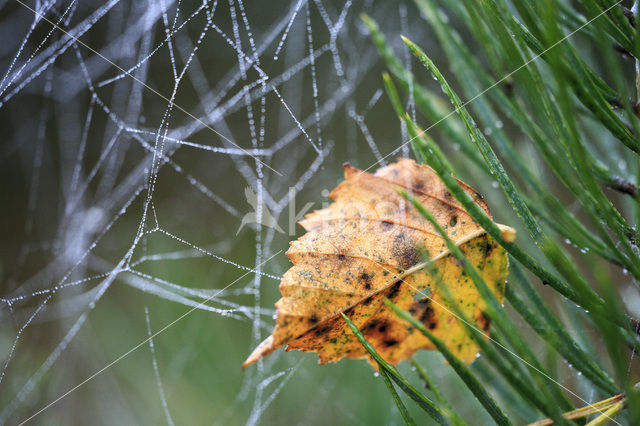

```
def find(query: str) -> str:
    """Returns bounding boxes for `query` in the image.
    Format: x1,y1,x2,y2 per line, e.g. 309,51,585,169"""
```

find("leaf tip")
498,224,516,243
242,335,275,369
400,35,418,52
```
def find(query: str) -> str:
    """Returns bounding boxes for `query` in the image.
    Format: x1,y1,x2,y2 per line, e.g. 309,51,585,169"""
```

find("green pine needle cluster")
351,1,640,424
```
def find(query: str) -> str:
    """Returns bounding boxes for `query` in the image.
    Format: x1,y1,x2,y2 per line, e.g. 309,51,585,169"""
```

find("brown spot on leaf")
359,272,373,290
478,311,490,332
416,299,438,330
392,233,420,269
362,319,380,331
313,325,331,336
484,242,493,256
387,281,402,300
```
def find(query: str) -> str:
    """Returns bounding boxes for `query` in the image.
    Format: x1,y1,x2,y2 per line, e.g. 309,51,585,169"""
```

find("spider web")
0,0,430,424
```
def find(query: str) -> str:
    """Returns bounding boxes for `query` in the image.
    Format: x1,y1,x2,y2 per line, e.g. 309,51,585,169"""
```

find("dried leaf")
243,158,513,368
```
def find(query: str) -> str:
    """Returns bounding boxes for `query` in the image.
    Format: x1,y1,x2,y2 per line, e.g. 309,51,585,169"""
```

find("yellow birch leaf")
243,158,513,368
